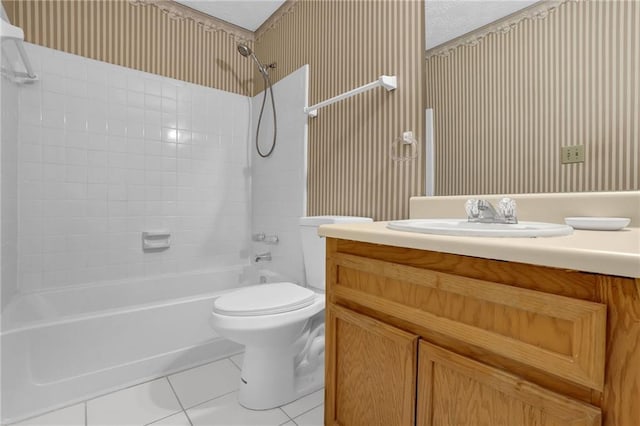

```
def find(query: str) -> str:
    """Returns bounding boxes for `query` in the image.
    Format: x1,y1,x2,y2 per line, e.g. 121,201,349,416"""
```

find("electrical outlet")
561,145,585,164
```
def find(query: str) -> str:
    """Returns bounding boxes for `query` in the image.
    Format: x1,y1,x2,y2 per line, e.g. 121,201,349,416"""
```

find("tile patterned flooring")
10,353,324,426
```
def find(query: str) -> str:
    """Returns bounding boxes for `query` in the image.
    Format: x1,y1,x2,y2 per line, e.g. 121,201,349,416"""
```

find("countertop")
318,221,640,278
318,191,640,278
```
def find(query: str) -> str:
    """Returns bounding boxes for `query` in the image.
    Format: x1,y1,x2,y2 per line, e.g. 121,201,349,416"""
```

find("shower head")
237,43,252,58
236,43,272,77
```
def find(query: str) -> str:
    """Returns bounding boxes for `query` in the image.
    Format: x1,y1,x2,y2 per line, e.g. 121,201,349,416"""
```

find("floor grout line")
8,351,324,426
4,401,86,426
181,389,239,412
143,409,187,426
278,407,294,423
290,402,324,424
6,356,234,426
182,409,194,426
165,376,186,412
164,376,193,426
83,373,176,406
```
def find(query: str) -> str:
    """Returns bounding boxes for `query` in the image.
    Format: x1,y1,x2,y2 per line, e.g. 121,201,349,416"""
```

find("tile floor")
10,353,324,426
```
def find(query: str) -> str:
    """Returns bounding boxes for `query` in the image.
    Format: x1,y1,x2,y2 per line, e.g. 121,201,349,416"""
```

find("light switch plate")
561,145,585,164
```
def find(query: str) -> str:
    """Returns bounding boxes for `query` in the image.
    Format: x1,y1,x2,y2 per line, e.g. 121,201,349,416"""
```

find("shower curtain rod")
304,75,397,118
1,16,38,81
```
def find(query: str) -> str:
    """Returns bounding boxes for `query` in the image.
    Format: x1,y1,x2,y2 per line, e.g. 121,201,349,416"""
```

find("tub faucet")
465,198,518,224
254,252,272,262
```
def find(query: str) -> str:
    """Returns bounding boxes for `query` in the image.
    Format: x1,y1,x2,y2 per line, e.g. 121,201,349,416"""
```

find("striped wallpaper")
426,0,640,196
255,0,426,220
2,0,254,96
6,0,632,217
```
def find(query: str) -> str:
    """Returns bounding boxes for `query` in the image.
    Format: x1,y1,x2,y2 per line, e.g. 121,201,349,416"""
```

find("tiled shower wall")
15,43,251,293
1,70,19,307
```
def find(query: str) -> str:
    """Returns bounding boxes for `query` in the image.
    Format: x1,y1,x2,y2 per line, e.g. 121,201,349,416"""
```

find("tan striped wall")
255,0,426,220
2,0,254,96
10,0,630,216
426,0,640,196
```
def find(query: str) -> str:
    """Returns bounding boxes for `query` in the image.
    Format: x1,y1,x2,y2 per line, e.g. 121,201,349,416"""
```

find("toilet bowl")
209,216,372,410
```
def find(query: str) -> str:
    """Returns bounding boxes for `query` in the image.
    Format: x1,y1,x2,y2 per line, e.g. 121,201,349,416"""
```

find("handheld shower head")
235,43,278,158
237,43,252,58
236,43,271,77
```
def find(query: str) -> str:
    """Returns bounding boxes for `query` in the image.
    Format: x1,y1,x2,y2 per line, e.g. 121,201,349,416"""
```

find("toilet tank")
299,216,373,292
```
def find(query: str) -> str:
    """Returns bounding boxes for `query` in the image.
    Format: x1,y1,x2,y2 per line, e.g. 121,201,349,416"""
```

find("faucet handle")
498,198,518,223
263,235,279,244
465,199,480,219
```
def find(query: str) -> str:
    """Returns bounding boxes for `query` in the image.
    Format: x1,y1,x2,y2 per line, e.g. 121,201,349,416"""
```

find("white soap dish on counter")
564,217,630,231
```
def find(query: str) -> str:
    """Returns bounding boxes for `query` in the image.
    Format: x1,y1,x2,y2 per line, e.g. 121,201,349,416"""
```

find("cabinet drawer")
329,252,607,390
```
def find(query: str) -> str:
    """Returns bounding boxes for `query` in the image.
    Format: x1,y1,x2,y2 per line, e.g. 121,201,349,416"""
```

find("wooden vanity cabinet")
326,304,600,426
325,238,640,426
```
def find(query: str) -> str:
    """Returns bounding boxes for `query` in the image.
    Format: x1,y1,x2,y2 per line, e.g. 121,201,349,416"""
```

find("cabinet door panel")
417,342,601,426
326,304,418,426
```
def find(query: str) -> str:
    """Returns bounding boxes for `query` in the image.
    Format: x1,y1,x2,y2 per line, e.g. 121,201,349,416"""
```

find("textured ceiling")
176,0,538,48
174,0,286,31
425,0,538,49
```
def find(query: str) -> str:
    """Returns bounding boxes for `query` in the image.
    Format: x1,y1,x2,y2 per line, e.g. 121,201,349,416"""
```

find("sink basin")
387,219,574,238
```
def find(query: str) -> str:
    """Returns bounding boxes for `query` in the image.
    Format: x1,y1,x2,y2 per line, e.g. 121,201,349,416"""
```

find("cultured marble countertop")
319,192,640,278
318,221,640,278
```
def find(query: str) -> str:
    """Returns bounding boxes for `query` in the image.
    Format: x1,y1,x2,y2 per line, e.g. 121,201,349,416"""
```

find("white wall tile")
87,82,108,102
41,108,64,129
145,79,162,96
65,79,87,98
12,44,251,292
107,70,127,89
2,75,20,306
86,61,108,84
64,56,88,81
20,144,42,163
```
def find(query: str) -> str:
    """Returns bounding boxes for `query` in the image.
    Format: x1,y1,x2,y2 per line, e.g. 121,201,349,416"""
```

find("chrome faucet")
465,198,518,224
254,252,272,262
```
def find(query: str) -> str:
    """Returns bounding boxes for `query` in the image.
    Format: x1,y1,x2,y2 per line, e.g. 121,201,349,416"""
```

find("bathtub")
0,267,253,424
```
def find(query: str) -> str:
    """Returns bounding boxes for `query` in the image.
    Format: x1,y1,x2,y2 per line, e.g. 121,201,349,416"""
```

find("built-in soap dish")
564,217,630,231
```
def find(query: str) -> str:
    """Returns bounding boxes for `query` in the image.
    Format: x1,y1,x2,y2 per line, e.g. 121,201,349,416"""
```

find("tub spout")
254,252,272,262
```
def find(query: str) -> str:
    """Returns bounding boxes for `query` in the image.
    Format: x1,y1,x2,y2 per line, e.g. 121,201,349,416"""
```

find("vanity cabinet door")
325,304,418,426
417,341,602,426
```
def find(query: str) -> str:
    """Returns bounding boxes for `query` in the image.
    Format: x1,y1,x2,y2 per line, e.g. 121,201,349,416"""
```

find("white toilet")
209,216,372,410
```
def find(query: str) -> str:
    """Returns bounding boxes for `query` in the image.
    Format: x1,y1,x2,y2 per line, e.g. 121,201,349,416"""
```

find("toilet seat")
213,282,316,316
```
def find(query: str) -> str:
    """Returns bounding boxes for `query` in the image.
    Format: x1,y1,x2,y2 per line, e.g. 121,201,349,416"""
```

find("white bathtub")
0,267,252,424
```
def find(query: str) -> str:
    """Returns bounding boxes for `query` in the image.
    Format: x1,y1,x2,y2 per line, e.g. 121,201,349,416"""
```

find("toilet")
209,216,373,410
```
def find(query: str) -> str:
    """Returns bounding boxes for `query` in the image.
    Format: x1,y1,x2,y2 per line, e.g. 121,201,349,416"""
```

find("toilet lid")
213,282,317,316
